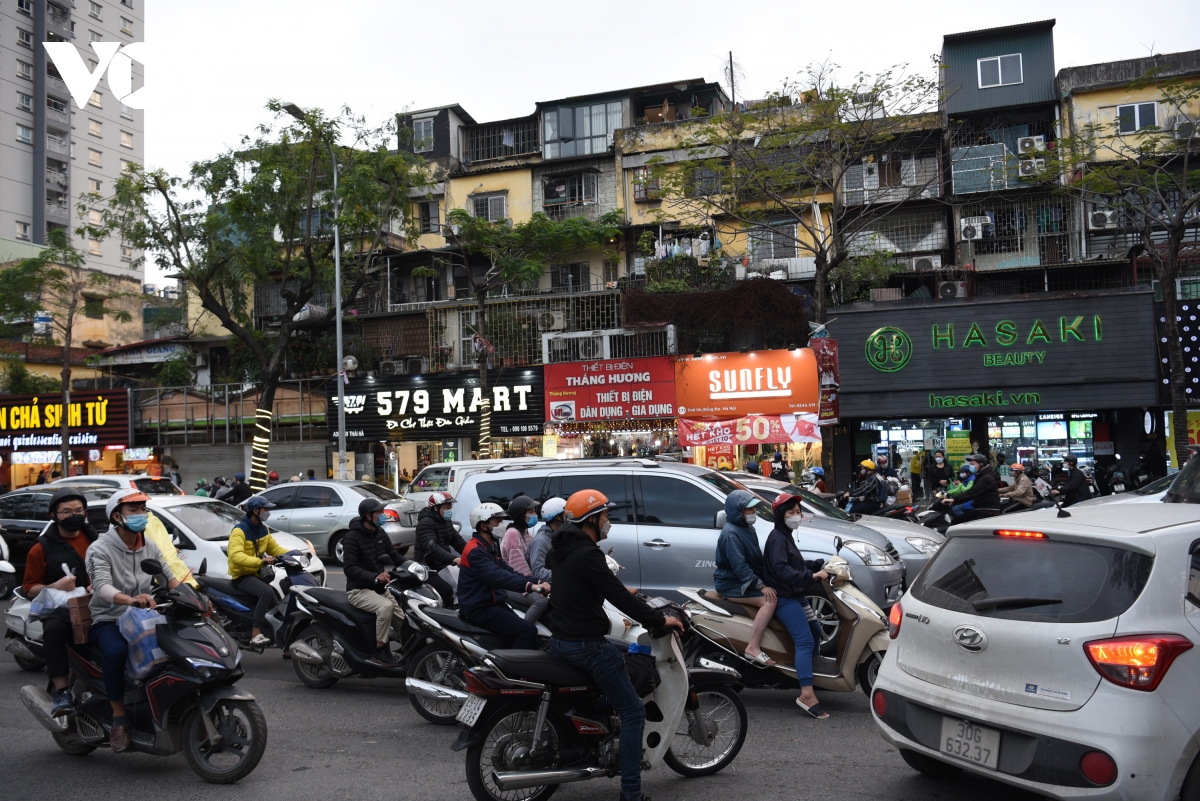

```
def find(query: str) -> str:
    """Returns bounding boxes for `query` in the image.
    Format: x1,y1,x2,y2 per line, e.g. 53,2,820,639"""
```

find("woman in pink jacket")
498,495,548,625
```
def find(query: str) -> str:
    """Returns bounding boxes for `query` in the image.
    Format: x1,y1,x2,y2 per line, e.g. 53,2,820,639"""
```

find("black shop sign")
327,369,545,441
828,293,1159,417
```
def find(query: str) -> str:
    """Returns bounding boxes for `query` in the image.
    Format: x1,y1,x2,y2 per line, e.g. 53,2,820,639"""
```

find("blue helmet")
811,467,825,476
245,496,275,512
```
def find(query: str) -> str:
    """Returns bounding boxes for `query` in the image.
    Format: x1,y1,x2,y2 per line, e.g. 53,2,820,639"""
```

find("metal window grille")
749,225,798,259
253,280,333,319
847,208,950,256
465,118,539,164
131,380,330,446
950,118,1056,195
958,196,1077,270
472,195,507,222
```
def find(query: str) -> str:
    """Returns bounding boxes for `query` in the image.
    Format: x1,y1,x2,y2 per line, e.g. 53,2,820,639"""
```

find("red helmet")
268,471,279,479
771,492,803,516
427,491,455,507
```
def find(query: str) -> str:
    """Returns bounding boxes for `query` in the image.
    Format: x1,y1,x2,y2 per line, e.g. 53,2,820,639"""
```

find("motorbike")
452,597,747,801
199,549,320,652
4,587,46,671
678,543,889,697
0,533,16,600
20,558,267,783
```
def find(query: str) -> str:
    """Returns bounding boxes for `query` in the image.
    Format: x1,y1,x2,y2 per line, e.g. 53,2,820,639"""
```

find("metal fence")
131,379,331,447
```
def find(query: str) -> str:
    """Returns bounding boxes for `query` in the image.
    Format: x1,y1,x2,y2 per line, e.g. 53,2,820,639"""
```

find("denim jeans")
462,603,540,649
775,596,822,686
90,621,129,703
549,638,644,799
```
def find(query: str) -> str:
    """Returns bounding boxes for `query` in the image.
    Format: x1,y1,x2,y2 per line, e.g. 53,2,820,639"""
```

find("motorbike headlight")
842,540,894,566
409,563,429,581
904,536,941,555
185,657,226,679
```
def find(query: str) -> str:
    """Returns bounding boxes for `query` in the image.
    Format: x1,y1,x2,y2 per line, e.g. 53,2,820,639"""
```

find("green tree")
436,209,621,456
1048,71,1200,461
155,352,196,387
93,103,427,488
0,360,62,394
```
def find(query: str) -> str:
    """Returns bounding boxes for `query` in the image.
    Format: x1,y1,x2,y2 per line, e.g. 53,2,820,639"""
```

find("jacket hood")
238,514,268,541
547,523,594,568
348,517,374,536
98,525,149,554
724,489,756,523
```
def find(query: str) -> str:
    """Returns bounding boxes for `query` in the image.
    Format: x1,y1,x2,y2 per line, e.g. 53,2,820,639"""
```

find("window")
977,54,1023,88
0,491,30,519
556,473,631,522
15,222,30,241
296,485,342,508
120,103,133,118
28,492,53,521
89,148,102,166
350,482,400,500
550,262,590,291
120,130,133,148
259,486,296,509
89,91,103,108
475,478,547,511
16,125,33,145
603,260,619,284
121,0,133,6
638,475,723,528
542,100,623,159
414,273,441,303
88,240,102,255
1117,103,1157,135
17,0,32,15
18,61,33,80
17,28,33,48
89,119,103,136
690,167,721,196
472,194,507,222
88,178,102,193
417,200,439,233
48,96,68,114
413,118,433,152
544,173,596,206
750,224,798,260
84,297,104,319
17,93,32,113
120,16,133,34
121,158,137,172
632,166,661,201
121,244,133,261
89,30,102,42
89,1,102,18
88,209,102,225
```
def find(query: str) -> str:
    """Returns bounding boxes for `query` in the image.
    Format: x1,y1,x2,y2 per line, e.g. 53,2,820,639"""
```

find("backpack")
624,650,660,698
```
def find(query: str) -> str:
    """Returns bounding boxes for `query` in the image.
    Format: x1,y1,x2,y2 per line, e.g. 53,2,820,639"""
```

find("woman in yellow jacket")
227,497,289,646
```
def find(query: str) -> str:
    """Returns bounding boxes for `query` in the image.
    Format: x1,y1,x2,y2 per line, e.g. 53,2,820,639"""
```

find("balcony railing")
46,202,69,221
46,106,70,126
46,171,68,188
46,138,69,156
464,118,540,164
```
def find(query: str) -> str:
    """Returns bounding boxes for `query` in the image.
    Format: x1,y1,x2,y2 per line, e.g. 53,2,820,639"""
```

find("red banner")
703,443,736,470
678,413,821,446
544,356,676,423
810,337,840,426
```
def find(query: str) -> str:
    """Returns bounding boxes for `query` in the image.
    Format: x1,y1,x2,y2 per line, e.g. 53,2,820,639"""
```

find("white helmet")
469,502,505,531
541,496,567,522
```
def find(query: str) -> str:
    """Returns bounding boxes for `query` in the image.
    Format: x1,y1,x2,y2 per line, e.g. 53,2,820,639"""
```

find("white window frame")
89,1,102,19
120,16,133,34
17,61,33,80
17,0,32,16
17,28,33,48
1117,102,1157,135
89,30,102,42
472,193,507,222
17,124,33,145
88,178,102,193
121,244,133,262
88,148,103,166
17,92,33,113
413,118,434,153
88,119,103,137
120,103,133,119
120,130,133,148
88,239,102,256
16,222,31,241
977,53,1023,89
89,90,103,108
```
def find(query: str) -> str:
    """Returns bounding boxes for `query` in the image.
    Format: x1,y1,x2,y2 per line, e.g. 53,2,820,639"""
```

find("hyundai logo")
953,625,987,652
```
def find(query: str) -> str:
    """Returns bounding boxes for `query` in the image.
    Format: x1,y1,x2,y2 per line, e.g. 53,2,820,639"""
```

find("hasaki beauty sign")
544,357,676,422
674,349,819,420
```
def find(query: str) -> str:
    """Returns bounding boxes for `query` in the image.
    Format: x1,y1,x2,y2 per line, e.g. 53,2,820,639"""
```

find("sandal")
796,698,830,719
745,651,777,667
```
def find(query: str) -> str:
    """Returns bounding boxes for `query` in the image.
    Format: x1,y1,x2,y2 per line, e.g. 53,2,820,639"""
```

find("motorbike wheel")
291,627,338,689
465,709,561,801
0,571,14,600
52,731,96,756
899,747,963,778
664,685,747,777
181,699,268,784
857,651,883,696
408,643,468,726
13,647,44,672
807,593,840,657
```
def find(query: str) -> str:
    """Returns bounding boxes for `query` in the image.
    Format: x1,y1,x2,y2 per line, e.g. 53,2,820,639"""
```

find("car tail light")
381,509,401,522
872,689,887,717
1084,634,1194,691
1079,750,1117,786
994,529,1046,538
463,670,497,697
888,601,902,639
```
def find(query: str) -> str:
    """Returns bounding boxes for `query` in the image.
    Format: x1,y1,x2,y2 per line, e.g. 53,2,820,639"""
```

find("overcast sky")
139,0,1199,280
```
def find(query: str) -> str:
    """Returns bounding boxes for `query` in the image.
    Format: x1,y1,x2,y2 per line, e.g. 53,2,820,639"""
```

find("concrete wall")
446,168,534,224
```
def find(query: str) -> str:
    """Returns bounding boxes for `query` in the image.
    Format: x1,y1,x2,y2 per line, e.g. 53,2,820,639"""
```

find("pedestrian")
266,471,281,487
926,450,953,495
289,475,302,483
169,463,182,487
195,478,209,497
307,469,316,480
908,449,923,498
226,472,254,506
745,456,760,475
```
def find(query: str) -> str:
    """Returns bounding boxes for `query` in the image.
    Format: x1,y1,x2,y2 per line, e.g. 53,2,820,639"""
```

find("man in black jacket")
343,498,404,663
414,491,466,607
226,471,254,506
948,453,1001,525
547,489,682,801
1052,455,1091,507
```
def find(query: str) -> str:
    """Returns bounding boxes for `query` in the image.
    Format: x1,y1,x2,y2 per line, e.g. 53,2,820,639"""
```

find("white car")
52,474,183,495
1074,473,1174,507
871,502,1200,800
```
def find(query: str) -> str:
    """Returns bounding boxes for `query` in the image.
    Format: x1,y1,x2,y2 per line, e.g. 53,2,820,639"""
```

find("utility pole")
729,51,736,107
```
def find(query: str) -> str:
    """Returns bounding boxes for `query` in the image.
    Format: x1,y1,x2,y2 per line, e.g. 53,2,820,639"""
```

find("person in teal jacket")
713,489,777,666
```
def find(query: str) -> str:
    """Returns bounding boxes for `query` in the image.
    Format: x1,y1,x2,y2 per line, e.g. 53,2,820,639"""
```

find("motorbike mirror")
452,520,462,533
713,510,726,529
834,536,843,553
140,559,165,576
197,558,207,577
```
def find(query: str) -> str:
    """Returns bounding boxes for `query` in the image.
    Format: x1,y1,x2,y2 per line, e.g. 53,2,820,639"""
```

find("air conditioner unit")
578,337,603,359
1018,158,1045,178
911,254,943,271
405,356,427,375
538,310,566,331
960,216,989,240
1090,208,1119,230
939,280,968,300
445,286,456,299
380,360,400,377
1016,135,1045,155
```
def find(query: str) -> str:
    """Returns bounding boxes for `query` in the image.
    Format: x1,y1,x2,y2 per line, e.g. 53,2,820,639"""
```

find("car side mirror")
140,559,164,576
834,536,843,554
197,558,207,577
713,510,726,529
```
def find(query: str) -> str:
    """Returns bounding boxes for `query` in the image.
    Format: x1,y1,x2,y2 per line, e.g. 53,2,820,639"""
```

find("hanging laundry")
502,129,515,148
699,239,710,256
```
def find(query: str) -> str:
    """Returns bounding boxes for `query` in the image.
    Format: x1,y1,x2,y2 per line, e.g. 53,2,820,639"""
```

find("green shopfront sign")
865,327,912,372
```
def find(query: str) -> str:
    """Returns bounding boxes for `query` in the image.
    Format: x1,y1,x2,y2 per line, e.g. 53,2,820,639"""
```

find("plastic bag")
118,606,168,680
29,585,89,621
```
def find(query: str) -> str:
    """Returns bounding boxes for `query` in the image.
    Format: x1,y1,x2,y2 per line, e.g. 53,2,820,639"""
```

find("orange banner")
674,349,819,420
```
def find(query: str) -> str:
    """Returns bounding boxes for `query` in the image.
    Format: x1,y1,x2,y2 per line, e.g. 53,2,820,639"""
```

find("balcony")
46,202,69,222
949,120,1056,195
46,170,69,189
46,106,71,126
46,137,69,156
738,257,816,280
464,117,539,165
47,75,69,96
47,8,71,38
843,154,941,207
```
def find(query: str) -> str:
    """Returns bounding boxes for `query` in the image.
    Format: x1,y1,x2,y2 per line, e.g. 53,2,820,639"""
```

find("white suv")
871,503,1200,800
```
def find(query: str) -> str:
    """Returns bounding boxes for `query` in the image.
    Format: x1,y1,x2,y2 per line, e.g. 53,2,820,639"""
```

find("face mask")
526,514,538,527
967,463,978,474
785,514,803,530
122,513,148,532
257,510,271,522
375,513,389,525
959,472,970,481
59,514,86,532
442,509,452,521
597,519,611,540
935,457,944,464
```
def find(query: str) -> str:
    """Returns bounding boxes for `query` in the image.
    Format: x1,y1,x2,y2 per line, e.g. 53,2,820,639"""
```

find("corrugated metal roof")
944,19,1055,42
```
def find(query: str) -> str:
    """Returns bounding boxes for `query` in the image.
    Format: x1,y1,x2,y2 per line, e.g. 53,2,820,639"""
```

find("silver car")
252,480,409,564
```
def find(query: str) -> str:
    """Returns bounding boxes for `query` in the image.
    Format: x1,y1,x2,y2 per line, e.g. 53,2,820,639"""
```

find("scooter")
0,534,16,600
4,588,45,671
199,550,320,652
20,559,268,783
678,542,889,698
452,598,746,801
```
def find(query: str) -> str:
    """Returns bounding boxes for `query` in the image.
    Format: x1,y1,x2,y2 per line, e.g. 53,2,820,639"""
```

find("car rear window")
911,535,1152,623
134,478,183,495
164,501,246,541
350,483,400,501
475,478,545,510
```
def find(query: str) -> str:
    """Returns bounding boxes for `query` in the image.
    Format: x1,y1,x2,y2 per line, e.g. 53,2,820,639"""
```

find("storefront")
542,356,680,460
329,368,545,488
0,391,132,489
827,292,1159,490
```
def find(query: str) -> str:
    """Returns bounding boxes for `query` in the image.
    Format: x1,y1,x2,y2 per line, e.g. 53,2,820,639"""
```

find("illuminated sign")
0,392,129,452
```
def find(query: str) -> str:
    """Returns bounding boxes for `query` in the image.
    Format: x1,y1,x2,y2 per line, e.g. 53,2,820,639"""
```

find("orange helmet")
564,489,617,523
1010,463,1025,471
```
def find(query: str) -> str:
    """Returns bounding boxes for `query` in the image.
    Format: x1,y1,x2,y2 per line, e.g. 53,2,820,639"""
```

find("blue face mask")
526,514,538,527
967,463,978,474
442,509,452,521
122,513,148,532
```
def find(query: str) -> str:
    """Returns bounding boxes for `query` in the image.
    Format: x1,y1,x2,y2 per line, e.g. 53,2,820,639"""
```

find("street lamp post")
283,102,347,480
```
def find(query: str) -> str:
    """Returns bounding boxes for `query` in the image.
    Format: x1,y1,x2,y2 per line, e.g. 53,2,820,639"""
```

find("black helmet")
508,495,540,524
1063,454,1078,465
358,497,387,519
965,453,988,465
49,487,88,515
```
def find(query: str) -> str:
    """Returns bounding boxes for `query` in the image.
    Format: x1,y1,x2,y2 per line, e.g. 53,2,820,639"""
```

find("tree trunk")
250,373,279,491
476,290,491,459
1160,249,1192,465
812,259,831,325
59,307,73,477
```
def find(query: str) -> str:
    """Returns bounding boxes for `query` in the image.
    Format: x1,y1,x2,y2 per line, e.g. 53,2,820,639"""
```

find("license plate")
939,717,1000,769
1113,484,1125,492
456,694,487,727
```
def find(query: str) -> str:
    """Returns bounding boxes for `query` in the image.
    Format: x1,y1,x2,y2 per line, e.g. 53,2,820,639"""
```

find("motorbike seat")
423,607,495,638
486,649,594,687
699,590,791,635
303,587,378,627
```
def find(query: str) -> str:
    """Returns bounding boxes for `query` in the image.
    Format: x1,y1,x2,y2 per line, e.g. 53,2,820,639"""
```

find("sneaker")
249,634,271,647
50,688,73,718
373,646,400,665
